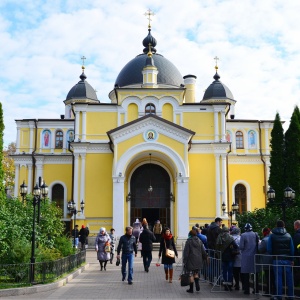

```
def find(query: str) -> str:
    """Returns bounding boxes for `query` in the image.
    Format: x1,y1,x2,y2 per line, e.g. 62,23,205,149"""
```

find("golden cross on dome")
214,56,219,70
144,9,155,29
81,56,86,66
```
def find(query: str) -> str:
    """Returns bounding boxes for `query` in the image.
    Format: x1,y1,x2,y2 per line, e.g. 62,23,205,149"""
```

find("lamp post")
20,180,28,203
68,200,85,248
28,183,41,284
37,181,49,224
222,202,239,226
267,186,295,222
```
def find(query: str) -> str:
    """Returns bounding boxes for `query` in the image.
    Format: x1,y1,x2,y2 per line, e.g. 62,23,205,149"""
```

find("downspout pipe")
258,121,267,205
226,143,232,210
68,103,76,202
31,119,38,191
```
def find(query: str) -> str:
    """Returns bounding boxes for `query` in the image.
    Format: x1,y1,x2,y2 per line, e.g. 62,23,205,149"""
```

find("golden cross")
144,9,155,28
214,56,219,67
81,56,86,66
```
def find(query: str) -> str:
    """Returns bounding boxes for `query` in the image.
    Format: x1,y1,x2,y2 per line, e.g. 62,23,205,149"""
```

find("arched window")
235,184,247,213
52,184,64,211
236,131,244,149
55,130,63,149
145,103,156,115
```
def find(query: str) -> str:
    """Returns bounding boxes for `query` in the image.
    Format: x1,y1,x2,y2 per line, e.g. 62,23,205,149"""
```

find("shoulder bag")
180,267,190,286
164,239,175,258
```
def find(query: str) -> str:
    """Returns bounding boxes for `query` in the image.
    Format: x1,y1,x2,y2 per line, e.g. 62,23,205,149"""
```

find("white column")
29,125,34,153
221,111,226,141
82,111,86,142
221,155,227,206
80,154,86,217
73,153,79,207
36,163,43,185
27,165,32,194
214,111,219,142
16,127,20,153
75,111,80,142
215,154,221,217
14,163,20,197
265,127,270,155
176,177,189,243
113,176,125,236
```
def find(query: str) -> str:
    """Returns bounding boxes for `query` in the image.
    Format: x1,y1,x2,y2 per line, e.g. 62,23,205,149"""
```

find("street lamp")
170,192,175,202
20,180,28,203
37,181,49,224
222,202,239,226
267,186,295,222
68,199,85,248
28,183,41,284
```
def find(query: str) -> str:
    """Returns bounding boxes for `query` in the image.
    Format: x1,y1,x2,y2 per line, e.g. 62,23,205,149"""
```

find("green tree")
0,103,5,201
3,142,16,190
285,106,300,205
268,113,285,204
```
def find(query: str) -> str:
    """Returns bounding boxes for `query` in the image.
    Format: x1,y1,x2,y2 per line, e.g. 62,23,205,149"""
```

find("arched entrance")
130,163,171,230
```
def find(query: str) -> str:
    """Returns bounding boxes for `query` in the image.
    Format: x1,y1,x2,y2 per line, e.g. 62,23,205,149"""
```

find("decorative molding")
109,118,193,145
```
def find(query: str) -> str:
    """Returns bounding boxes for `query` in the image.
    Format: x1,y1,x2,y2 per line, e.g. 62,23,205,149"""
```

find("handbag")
166,248,175,258
105,242,111,253
164,240,175,258
180,271,190,286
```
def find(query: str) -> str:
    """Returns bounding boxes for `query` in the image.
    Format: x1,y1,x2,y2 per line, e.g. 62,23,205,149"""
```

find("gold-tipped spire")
144,9,155,29
214,56,219,71
81,55,86,71
147,43,152,57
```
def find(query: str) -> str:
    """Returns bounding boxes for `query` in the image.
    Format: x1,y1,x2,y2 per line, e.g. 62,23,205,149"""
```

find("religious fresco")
66,130,74,146
225,130,232,142
248,130,256,148
42,130,51,148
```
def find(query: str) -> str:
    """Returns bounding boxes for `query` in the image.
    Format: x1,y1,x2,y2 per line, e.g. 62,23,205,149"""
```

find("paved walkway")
2,250,259,300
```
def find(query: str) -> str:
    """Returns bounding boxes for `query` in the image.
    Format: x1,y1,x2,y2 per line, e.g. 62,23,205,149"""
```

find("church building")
12,15,273,242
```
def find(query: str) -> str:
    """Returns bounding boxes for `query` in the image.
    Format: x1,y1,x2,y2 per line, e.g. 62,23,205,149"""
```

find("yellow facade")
12,25,274,242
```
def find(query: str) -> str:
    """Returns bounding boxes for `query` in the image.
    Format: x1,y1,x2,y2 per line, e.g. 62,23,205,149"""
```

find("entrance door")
130,163,171,230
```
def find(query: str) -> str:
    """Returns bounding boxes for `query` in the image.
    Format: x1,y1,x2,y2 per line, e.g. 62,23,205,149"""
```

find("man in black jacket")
139,224,156,272
117,226,137,285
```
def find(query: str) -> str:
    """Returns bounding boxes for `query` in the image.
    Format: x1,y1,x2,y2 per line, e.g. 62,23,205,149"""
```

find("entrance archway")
130,163,171,230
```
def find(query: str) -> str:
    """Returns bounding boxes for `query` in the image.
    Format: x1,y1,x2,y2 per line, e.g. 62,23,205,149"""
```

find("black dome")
66,72,98,101
115,53,183,88
202,72,234,101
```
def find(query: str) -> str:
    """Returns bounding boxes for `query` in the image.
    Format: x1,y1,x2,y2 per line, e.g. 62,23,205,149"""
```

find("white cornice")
228,155,267,164
109,118,193,145
189,143,230,154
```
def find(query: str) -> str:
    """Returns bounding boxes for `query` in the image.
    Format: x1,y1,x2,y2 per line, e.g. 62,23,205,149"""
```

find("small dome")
202,72,234,101
142,29,157,54
66,71,98,101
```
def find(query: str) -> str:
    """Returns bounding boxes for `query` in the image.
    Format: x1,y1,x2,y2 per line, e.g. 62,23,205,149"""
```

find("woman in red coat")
159,228,178,283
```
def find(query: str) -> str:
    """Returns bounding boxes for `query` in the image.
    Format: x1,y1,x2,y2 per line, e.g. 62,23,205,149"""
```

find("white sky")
1,0,300,146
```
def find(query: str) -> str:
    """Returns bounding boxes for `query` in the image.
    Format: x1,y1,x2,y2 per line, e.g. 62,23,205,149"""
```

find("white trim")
114,142,187,178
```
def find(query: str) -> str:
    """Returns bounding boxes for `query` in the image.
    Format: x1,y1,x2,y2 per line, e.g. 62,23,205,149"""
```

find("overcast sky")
1,0,299,146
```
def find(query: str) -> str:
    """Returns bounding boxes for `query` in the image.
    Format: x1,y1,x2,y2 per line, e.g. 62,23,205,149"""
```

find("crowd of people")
92,217,300,299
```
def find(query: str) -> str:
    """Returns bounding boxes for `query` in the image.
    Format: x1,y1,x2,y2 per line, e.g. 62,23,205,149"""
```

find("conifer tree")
285,106,300,203
268,113,285,203
0,103,5,200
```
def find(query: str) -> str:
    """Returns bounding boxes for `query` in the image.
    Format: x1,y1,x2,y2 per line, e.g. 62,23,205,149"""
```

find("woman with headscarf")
216,226,238,291
231,227,241,290
79,225,89,250
95,227,111,271
239,223,260,294
183,227,208,293
159,227,178,283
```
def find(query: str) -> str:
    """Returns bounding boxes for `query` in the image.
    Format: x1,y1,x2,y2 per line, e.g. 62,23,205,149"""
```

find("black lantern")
20,180,28,203
222,202,239,226
267,186,295,222
68,199,85,248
